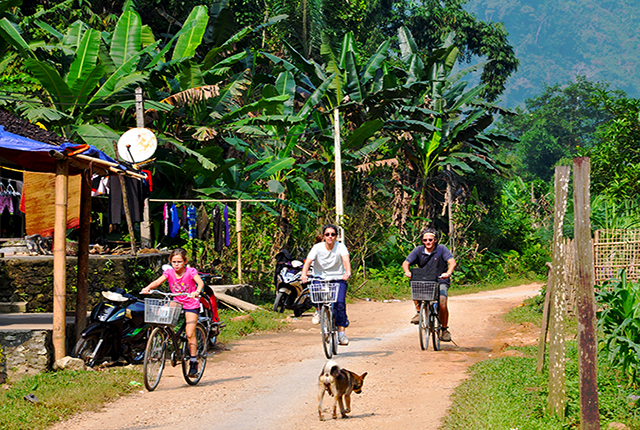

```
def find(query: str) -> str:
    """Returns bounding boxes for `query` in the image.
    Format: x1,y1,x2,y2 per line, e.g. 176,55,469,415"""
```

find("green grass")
217,308,289,342
441,297,640,429
0,367,142,430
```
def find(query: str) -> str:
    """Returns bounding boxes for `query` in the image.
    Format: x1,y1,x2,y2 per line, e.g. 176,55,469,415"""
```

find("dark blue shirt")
404,244,454,284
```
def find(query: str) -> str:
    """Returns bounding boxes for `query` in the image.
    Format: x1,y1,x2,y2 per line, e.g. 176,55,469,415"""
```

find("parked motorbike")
73,288,149,367
273,249,312,317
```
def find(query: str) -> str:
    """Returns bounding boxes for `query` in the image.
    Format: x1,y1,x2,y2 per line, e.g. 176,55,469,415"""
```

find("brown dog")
318,360,367,421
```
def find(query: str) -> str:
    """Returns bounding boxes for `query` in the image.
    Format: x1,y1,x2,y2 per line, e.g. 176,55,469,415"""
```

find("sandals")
440,327,452,342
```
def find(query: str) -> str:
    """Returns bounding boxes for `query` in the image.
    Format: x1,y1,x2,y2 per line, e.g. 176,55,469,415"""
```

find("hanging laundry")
169,203,180,237
187,204,197,239
163,203,169,236
224,203,230,247
91,175,109,196
108,175,144,224
212,204,223,253
196,204,211,240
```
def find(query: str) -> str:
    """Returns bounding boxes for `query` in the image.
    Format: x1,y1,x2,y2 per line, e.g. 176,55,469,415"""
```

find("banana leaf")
172,5,209,61
110,10,141,68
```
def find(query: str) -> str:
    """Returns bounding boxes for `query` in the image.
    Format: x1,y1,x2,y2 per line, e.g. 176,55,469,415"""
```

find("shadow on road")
338,349,394,358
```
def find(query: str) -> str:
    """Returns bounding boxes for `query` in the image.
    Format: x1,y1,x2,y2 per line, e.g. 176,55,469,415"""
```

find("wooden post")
136,87,152,249
53,159,69,361
236,200,242,283
75,171,92,340
548,165,571,418
573,157,600,430
536,278,552,373
118,174,137,255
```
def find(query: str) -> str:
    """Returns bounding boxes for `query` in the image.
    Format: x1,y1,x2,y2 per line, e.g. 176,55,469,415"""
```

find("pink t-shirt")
163,267,200,310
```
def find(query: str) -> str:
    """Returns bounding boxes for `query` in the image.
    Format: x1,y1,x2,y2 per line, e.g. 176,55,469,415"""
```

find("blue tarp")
0,126,128,173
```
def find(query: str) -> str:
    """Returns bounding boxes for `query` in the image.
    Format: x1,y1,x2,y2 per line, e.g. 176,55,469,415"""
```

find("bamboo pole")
52,159,69,361
548,165,571,418
75,171,92,340
573,157,600,430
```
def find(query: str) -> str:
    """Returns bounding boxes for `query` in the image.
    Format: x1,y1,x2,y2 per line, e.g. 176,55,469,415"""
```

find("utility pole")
333,107,344,242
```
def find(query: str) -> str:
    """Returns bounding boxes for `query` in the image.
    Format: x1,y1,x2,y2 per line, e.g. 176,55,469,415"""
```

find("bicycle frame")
142,291,209,391
309,279,340,359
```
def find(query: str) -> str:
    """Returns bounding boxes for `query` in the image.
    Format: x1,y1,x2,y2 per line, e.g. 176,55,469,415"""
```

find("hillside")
465,0,640,106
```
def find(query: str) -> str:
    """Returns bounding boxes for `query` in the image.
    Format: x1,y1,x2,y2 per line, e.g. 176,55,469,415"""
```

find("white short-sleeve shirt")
307,241,349,280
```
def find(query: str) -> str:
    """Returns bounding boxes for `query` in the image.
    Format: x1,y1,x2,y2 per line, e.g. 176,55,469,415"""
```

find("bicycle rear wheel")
320,306,333,359
182,323,208,385
418,302,429,350
430,303,441,351
143,327,167,391
331,307,338,355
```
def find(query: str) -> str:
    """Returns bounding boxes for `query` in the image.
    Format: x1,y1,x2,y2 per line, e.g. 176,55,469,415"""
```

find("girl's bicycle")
142,291,210,391
410,280,441,351
309,279,340,359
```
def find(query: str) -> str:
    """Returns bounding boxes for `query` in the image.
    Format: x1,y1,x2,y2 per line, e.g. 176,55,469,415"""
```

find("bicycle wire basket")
410,281,439,301
309,281,340,304
144,298,182,326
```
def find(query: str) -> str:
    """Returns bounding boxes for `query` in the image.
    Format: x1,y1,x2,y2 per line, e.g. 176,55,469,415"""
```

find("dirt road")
52,283,542,430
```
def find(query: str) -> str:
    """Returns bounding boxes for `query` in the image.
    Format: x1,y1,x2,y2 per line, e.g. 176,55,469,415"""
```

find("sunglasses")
422,238,434,242
324,232,337,237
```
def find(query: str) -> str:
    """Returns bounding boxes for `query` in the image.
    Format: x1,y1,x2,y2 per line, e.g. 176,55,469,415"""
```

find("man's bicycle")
142,291,210,391
410,280,441,351
309,279,340,359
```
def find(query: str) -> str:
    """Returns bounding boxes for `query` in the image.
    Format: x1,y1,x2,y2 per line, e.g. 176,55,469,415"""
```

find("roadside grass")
0,367,142,430
441,300,640,429
217,308,289,343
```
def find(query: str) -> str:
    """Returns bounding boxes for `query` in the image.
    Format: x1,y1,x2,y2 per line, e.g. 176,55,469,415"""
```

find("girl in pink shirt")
142,248,204,376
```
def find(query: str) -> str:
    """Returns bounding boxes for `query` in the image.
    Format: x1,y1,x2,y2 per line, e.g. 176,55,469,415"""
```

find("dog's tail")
320,360,340,384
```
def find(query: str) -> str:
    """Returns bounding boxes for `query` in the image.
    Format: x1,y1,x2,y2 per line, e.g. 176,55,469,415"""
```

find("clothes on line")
108,175,148,225
162,202,230,251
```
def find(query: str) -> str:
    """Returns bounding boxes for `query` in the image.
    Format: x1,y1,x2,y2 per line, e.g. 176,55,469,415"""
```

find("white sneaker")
338,333,349,346
311,311,320,324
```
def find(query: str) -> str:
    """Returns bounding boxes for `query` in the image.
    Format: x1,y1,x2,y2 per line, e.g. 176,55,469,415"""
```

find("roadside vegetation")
442,282,640,429
0,367,141,430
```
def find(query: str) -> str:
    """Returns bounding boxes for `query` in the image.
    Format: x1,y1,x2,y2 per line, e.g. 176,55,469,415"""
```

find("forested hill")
465,0,640,107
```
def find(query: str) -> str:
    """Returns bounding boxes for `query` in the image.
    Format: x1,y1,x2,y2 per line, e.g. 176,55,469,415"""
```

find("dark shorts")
439,283,449,297
183,308,200,315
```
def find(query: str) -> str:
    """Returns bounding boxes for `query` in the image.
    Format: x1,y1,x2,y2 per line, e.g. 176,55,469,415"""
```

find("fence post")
547,166,571,417
573,157,600,430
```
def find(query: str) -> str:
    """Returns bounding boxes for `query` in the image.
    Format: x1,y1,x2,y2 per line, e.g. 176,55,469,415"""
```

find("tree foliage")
495,77,622,181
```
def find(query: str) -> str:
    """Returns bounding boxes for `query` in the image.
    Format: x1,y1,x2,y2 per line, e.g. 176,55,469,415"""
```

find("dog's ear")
361,372,368,380
330,365,341,378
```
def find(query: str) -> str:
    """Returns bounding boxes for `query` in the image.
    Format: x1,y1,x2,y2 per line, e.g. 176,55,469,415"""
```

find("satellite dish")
117,128,157,163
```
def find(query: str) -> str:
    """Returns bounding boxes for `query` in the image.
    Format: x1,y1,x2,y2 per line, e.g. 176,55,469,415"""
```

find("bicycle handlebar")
146,290,195,298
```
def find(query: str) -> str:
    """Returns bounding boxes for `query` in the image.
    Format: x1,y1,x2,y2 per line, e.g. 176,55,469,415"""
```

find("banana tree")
2,6,211,157
394,27,511,218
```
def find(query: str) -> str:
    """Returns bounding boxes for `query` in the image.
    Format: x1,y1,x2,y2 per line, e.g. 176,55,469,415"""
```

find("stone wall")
0,253,168,312
0,325,75,383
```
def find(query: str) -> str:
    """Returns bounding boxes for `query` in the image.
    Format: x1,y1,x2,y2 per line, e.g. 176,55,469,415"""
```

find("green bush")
596,272,640,386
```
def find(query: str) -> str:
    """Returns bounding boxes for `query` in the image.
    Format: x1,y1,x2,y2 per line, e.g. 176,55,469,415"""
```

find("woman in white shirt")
301,224,352,345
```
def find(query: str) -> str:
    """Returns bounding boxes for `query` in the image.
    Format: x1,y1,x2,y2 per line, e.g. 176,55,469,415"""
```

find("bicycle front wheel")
430,303,441,351
182,323,208,385
144,327,167,391
418,302,429,351
320,306,333,359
